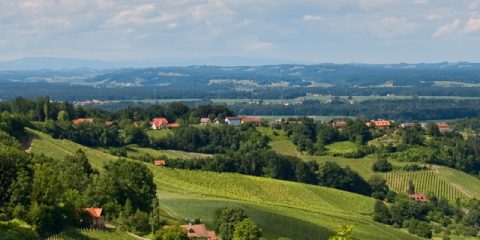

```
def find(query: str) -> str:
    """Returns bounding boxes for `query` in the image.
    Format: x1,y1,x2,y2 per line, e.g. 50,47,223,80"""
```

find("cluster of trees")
156,124,269,154
0,120,159,237
281,117,371,155
373,194,480,239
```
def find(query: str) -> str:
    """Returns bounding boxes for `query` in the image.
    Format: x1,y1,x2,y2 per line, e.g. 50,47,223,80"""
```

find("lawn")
325,141,359,154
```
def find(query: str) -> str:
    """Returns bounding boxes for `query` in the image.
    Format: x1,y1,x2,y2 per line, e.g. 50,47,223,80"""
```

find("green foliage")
0,145,30,210
371,157,393,172
390,198,431,225
89,160,156,215
0,219,39,240
215,207,247,240
372,200,391,224
154,225,188,240
368,176,389,200
317,162,371,196
233,218,262,240
328,225,357,240
406,220,432,239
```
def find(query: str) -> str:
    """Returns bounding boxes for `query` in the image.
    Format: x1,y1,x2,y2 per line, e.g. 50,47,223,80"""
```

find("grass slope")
46,228,139,240
28,129,421,240
267,136,480,202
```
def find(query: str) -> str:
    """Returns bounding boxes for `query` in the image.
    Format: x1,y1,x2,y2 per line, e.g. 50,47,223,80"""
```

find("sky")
1,0,480,63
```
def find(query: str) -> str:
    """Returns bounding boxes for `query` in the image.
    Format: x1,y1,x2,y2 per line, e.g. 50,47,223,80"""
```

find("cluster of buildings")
82,208,217,239
329,119,451,133
150,118,180,129
199,116,262,126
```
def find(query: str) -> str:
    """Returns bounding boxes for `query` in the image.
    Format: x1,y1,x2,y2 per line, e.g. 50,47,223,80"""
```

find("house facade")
151,118,169,129
83,208,105,228
180,224,218,240
225,117,242,126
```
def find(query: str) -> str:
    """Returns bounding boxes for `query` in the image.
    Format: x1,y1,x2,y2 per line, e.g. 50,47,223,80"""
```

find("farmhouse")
409,193,428,202
72,118,95,125
83,208,105,228
180,224,217,240
153,160,166,167
436,122,451,133
329,120,347,128
374,120,391,128
151,118,169,129
225,117,242,126
241,117,261,125
200,118,212,125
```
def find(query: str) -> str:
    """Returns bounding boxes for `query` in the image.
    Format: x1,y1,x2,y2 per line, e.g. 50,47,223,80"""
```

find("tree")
371,157,392,172
317,162,371,195
407,179,416,195
407,220,432,239
43,97,50,121
154,225,188,240
233,218,262,240
372,200,391,224
368,176,389,200
57,111,69,122
0,145,30,209
215,207,247,240
328,225,357,240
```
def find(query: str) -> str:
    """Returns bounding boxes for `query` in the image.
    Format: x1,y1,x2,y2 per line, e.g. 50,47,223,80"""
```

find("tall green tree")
233,218,262,240
215,207,247,240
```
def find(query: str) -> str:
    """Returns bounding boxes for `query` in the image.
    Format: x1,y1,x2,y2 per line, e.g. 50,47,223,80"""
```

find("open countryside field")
266,134,480,201
28,129,420,240
46,228,139,240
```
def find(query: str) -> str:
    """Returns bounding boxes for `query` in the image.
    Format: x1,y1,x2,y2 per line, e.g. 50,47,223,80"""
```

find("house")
436,122,451,133
153,160,166,167
329,120,347,128
72,118,94,125
151,118,169,129
83,208,105,228
180,224,218,240
409,193,428,202
401,123,415,128
225,117,242,126
200,118,212,125
374,120,391,128
241,117,261,125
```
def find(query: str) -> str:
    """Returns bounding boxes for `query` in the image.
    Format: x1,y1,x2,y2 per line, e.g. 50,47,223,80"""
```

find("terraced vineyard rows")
380,171,465,201
151,167,375,215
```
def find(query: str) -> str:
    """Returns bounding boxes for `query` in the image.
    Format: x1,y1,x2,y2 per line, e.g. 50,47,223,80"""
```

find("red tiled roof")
409,193,428,202
374,120,391,127
436,122,449,128
84,208,103,219
72,118,94,125
333,121,347,127
200,118,211,123
151,118,169,128
153,160,166,166
180,224,217,240
242,117,261,123
167,123,180,128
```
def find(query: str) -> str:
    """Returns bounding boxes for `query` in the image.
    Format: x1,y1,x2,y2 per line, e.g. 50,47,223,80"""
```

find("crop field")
379,171,465,201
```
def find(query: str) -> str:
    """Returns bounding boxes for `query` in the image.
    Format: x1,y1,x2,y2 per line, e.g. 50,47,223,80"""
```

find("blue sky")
1,0,480,63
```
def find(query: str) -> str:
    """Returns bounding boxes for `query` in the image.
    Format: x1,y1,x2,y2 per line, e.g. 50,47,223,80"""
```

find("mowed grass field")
265,131,480,202
28,128,421,240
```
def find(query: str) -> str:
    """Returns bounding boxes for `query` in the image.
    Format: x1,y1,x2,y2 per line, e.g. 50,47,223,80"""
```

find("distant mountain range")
0,57,311,71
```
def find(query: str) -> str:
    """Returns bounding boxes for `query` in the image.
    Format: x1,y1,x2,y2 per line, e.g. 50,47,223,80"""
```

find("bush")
407,220,432,239
372,157,393,172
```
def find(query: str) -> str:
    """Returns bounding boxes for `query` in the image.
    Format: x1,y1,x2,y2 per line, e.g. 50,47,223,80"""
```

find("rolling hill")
27,129,421,240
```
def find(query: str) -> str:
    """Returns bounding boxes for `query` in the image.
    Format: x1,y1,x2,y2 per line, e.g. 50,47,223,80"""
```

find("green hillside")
268,136,480,202
46,228,139,240
27,128,421,240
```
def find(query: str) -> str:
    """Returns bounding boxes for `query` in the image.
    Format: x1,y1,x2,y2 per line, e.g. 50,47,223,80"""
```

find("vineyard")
379,171,465,201
29,128,422,240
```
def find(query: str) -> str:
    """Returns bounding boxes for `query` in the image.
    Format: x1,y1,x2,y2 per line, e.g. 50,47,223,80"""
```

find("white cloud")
370,17,418,38
463,17,480,33
103,4,173,28
303,15,323,21
426,14,443,21
470,0,480,10
167,23,179,29
245,41,275,51
433,19,461,38
413,0,429,4
192,0,236,24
